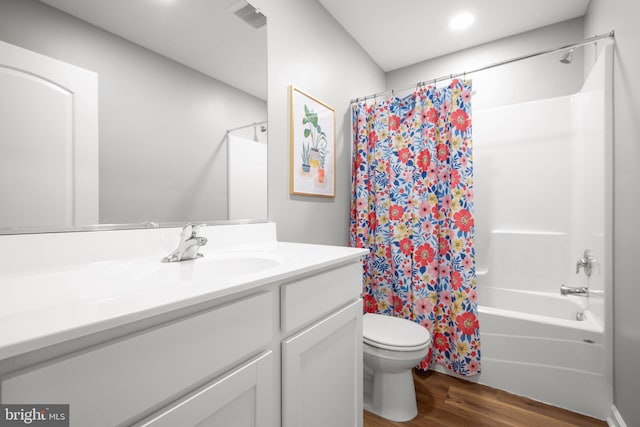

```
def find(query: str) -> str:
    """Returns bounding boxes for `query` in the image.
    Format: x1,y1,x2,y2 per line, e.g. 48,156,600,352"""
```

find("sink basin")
1,252,283,316
156,251,284,286
188,253,282,277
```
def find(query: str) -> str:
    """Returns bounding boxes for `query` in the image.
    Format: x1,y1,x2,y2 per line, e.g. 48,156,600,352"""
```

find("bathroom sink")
155,251,285,286
186,253,282,277
1,252,283,316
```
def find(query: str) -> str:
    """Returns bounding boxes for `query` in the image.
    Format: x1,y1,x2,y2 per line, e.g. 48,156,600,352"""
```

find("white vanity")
0,223,367,427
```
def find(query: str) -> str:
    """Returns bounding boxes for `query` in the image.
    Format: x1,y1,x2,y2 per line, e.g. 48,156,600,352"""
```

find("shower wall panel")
473,61,606,295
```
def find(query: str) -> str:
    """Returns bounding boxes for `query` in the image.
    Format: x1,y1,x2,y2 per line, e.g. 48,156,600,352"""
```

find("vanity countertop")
0,223,367,361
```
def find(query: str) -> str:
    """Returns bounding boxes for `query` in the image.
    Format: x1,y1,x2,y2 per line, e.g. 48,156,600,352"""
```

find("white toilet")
362,313,432,422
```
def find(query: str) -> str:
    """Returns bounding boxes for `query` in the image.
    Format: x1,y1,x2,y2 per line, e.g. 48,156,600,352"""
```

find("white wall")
584,1,640,426
387,18,585,110
251,0,386,246
0,0,267,225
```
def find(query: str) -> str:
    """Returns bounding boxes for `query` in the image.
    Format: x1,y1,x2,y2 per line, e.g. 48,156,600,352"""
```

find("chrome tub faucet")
161,223,208,263
560,285,603,297
560,285,589,297
560,249,601,299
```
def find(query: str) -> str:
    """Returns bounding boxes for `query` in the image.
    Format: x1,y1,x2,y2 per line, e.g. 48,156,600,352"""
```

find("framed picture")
289,86,336,197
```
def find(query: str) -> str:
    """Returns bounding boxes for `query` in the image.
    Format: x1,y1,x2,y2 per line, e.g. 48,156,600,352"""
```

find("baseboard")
607,405,627,427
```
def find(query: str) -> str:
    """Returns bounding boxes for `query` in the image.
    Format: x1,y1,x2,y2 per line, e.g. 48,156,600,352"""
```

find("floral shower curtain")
350,80,480,376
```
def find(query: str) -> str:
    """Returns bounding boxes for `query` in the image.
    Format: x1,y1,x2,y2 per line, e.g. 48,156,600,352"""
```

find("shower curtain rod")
226,120,267,134
350,30,615,104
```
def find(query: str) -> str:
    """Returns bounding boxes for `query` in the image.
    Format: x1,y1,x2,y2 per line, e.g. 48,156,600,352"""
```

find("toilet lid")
363,313,431,351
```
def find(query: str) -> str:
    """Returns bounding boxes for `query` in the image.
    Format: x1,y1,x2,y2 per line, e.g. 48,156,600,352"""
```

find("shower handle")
576,249,596,277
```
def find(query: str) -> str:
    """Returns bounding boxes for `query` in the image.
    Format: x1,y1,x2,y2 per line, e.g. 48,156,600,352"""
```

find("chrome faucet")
560,284,604,297
560,285,589,297
161,223,208,263
576,249,596,277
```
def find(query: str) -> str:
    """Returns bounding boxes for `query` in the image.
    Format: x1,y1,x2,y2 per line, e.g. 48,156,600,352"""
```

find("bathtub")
472,287,609,419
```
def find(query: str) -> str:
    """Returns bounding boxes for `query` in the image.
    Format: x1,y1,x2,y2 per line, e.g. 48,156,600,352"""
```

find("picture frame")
289,85,336,197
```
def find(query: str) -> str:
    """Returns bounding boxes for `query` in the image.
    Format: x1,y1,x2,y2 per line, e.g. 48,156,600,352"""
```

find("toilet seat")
363,313,431,352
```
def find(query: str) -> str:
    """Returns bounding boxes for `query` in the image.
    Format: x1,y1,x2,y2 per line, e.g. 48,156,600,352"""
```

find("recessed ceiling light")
449,12,475,31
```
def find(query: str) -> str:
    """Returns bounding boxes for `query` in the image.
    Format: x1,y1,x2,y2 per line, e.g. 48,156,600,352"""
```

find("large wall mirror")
0,0,268,233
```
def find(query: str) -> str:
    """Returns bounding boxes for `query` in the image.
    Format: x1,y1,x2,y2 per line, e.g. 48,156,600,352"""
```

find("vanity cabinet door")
282,299,362,427
135,351,273,427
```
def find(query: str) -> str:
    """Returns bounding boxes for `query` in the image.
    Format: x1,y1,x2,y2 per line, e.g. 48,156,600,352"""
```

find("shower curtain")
350,80,480,376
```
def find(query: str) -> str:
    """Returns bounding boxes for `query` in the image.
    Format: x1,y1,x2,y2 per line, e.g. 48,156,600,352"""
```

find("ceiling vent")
228,0,266,29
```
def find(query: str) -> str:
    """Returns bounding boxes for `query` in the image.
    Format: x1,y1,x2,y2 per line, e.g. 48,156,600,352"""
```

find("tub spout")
560,285,589,297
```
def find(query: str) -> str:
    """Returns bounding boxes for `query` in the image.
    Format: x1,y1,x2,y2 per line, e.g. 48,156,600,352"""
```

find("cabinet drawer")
1,292,273,427
135,351,273,427
282,262,362,334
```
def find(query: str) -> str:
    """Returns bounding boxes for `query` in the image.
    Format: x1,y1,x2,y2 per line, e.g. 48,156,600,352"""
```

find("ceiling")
318,0,590,72
37,0,590,98
39,0,267,100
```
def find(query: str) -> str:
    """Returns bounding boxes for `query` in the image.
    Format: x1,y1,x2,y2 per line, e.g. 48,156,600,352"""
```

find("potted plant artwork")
300,141,311,173
302,104,327,168
290,86,335,197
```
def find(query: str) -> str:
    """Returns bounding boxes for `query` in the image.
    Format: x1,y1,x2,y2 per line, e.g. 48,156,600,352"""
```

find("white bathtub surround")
474,46,611,298
470,45,613,419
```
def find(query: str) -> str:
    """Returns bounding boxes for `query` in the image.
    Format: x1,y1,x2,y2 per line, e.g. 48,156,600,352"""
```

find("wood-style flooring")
363,370,607,427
